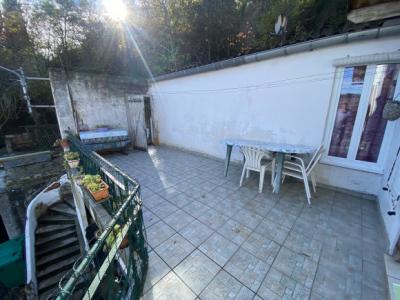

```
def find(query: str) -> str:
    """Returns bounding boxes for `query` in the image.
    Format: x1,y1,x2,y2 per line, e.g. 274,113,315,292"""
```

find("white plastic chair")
281,145,324,205
239,146,274,193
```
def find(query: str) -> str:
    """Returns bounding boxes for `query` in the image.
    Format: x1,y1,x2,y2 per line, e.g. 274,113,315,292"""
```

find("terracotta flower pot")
88,181,109,202
61,138,70,150
119,237,129,249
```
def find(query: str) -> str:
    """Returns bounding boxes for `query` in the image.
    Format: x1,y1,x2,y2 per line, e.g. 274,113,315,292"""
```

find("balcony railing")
50,133,148,299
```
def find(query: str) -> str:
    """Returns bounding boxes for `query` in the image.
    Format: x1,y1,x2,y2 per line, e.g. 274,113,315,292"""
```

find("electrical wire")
150,68,396,95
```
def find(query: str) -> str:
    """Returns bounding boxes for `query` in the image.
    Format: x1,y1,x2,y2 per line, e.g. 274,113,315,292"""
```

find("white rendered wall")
378,120,400,252
149,37,400,195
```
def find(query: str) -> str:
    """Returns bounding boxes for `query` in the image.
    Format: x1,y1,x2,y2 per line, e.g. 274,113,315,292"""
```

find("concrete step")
39,287,58,300
48,202,76,216
36,223,75,237
36,236,79,258
37,254,79,279
39,276,88,300
36,244,80,268
36,228,77,246
38,214,75,225
38,270,65,297
63,197,75,209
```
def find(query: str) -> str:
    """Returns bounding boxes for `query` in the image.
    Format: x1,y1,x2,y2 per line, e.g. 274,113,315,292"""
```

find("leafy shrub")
82,174,106,192
64,151,79,160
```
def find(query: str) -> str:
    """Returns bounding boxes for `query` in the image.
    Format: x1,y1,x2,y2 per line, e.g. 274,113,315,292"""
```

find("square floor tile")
164,209,196,231
272,247,317,289
320,240,362,274
265,208,298,229
143,209,161,227
224,248,270,292
231,208,263,230
258,267,311,300
179,219,214,247
362,260,386,292
199,232,239,267
292,215,328,242
150,200,179,219
154,233,195,268
241,231,281,264
183,200,210,218
217,219,252,245
146,221,176,248
246,199,274,216
200,270,255,300
283,231,322,262
196,192,223,207
145,194,167,209
142,272,196,300
362,282,387,300
156,186,181,199
198,208,229,230
167,193,193,208
143,251,171,293
174,249,220,295
254,218,290,245
312,264,362,300
213,199,241,218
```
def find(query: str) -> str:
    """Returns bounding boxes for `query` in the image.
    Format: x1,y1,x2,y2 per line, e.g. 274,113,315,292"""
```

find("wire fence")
23,125,60,150
50,132,148,300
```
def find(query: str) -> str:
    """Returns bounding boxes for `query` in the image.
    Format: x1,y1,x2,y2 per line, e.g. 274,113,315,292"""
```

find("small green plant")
64,151,79,161
82,174,106,192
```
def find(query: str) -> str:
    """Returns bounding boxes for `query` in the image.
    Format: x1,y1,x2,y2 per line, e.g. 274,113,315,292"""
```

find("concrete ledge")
0,151,51,169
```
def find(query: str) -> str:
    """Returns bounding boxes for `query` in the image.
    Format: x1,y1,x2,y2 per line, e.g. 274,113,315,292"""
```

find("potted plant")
64,151,80,168
103,224,129,250
82,174,109,202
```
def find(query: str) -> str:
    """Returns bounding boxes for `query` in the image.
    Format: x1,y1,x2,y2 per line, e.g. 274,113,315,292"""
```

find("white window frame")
322,63,400,174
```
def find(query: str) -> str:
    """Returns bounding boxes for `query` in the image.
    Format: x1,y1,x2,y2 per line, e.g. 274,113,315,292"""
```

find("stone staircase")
35,197,82,299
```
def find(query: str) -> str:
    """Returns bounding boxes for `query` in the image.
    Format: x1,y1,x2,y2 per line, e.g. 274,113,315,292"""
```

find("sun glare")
103,0,127,21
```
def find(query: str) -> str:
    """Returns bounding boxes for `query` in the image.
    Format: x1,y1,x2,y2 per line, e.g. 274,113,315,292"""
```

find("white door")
125,95,148,150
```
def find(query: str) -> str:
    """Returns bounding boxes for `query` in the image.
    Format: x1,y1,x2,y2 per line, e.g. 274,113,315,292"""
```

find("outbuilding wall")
49,70,148,137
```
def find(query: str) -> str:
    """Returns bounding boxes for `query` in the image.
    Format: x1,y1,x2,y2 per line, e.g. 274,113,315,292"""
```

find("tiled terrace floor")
106,146,387,300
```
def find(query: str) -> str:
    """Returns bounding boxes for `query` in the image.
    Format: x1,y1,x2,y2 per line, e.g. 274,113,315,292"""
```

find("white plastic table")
223,139,316,193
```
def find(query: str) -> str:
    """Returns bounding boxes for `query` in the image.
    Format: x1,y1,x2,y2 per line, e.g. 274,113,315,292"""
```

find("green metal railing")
50,133,148,299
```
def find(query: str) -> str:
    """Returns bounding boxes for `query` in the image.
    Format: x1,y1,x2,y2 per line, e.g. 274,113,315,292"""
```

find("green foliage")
64,151,79,160
1,0,350,81
0,0,52,131
82,174,106,192
104,224,123,251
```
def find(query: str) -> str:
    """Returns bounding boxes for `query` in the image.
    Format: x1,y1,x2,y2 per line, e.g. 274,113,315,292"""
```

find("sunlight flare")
103,0,127,21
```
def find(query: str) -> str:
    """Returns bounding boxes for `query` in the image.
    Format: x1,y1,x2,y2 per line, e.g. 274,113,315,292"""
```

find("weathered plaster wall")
49,70,77,137
49,69,148,137
149,36,400,195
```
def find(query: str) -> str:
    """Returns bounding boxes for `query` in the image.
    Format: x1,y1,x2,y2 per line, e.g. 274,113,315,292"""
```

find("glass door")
326,63,400,171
